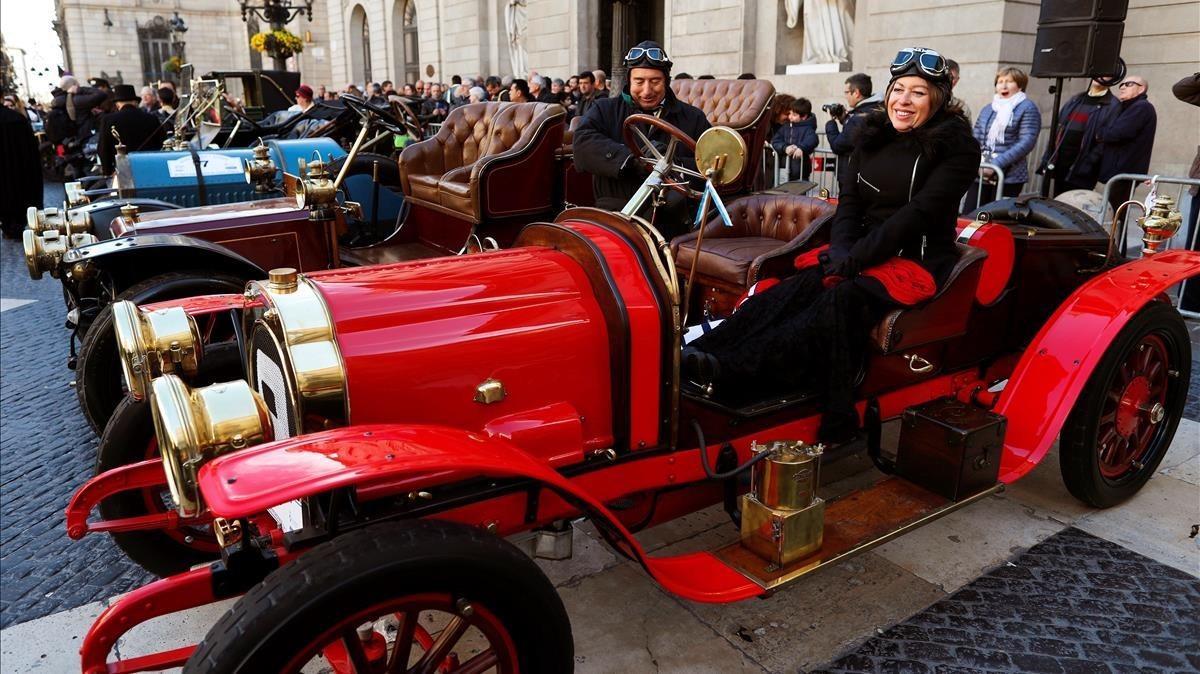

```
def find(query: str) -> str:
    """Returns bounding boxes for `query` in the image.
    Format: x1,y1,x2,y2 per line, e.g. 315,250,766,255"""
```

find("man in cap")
98,84,167,173
573,40,710,236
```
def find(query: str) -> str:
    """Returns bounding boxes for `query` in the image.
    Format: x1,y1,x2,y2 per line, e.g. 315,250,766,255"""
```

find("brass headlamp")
294,157,338,221
243,144,277,193
22,228,99,280
27,204,94,237
112,300,204,401
1136,193,1183,255
150,375,273,518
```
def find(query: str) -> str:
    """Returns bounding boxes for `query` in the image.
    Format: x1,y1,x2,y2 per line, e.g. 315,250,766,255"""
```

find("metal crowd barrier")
960,161,1007,213
1100,173,1200,258
760,138,840,197
426,122,443,135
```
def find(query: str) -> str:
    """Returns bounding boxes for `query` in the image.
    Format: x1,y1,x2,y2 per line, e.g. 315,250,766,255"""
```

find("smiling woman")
683,46,980,443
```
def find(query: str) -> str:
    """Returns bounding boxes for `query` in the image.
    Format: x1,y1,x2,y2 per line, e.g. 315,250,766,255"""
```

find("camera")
821,102,846,119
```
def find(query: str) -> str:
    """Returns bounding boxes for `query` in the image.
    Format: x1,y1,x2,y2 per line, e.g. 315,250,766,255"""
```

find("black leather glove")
620,154,650,179
818,250,860,279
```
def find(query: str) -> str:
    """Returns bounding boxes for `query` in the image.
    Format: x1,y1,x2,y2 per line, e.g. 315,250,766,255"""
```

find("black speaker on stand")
1033,0,1130,196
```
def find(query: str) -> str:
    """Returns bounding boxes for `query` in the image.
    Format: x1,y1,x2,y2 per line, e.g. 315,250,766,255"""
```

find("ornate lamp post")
169,12,188,61
238,0,314,70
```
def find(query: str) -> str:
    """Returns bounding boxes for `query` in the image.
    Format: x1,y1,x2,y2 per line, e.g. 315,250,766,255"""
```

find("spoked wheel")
1060,301,1191,507
185,520,573,674
97,396,222,576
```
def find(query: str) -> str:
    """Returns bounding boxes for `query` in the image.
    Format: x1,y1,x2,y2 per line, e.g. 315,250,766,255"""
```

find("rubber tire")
95,341,243,576
1059,301,1191,508
184,519,574,674
75,271,246,436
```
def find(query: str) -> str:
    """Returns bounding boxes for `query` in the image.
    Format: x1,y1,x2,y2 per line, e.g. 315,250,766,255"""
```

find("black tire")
185,519,573,674
75,271,246,436
1060,301,1191,507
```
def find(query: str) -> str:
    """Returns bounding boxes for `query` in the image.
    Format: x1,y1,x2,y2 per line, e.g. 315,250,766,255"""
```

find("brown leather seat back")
434,102,508,171
485,102,563,160
722,193,836,242
672,79,774,194
870,244,988,353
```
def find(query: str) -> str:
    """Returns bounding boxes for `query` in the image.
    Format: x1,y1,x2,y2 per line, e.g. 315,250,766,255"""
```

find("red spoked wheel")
1060,302,1190,507
185,520,573,674
97,396,222,576
298,594,518,674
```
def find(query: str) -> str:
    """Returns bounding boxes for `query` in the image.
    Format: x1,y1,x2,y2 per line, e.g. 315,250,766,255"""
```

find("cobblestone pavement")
0,182,1196,641
0,183,152,629
817,527,1200,674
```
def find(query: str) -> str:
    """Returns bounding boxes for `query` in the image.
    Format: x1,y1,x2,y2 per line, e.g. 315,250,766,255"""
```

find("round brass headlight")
112,301,204,401
23,229,66,280
150,375,273,518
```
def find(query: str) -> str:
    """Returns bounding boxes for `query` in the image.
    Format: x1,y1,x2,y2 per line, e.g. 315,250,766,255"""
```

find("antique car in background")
63,110,1197,672
32,80,776,436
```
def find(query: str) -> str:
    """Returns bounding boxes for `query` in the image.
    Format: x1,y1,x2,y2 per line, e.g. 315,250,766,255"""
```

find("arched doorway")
392,0,419,85
349,5,372,85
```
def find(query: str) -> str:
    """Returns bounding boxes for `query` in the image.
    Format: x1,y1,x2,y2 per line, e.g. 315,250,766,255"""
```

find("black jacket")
98,105,168,173
1091,93,1157,183
573,88,710,204
824,94,882,184
0,106,42,233
830,109,980,285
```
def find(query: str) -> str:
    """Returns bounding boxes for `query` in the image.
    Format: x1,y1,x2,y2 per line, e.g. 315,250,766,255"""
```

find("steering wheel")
621,114,704,199
389,99,425,140
222,105,262,132
340,94,408,136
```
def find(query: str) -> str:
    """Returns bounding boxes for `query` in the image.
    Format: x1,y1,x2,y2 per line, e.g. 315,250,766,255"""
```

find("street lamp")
237,0,313,70
169,12,188,59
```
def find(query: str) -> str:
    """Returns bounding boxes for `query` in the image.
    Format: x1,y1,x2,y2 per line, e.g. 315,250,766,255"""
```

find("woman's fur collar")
855,108,973,157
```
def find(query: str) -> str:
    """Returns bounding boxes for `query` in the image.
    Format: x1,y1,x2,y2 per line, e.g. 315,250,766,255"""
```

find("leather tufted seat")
672,194,836,286
399,102,566,223
869,244,987,353
671,79,776,192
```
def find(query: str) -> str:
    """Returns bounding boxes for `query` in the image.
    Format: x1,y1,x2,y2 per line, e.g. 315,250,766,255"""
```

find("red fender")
198,424,762,604
995,250,1200,483
140,292,248,315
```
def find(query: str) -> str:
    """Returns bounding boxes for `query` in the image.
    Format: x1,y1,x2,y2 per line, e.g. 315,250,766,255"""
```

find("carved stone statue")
784,0,854,65
505,0,528,80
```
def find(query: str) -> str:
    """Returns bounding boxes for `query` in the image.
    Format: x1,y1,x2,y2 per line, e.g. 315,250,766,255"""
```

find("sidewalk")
2,419,1195,673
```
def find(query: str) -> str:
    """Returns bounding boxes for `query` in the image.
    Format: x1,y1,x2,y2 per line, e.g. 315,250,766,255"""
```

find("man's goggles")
624,47,670,64
890,48,948,78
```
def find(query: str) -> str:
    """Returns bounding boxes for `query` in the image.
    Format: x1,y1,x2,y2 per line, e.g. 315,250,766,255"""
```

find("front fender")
198,424,762,603
996,250,1200,483
64,234,267,291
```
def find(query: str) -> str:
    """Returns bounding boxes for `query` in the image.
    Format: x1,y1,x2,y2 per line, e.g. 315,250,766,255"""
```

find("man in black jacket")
573,40,710,237
98,84,167,174
824,73,881,186
0,103,42,238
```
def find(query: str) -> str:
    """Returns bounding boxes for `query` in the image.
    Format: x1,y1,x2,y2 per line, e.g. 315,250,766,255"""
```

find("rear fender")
198,424,762,603
63,234,266,292
995,250,1200,482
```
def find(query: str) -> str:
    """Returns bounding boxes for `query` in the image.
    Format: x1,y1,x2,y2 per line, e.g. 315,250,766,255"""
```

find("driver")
573,41,710,237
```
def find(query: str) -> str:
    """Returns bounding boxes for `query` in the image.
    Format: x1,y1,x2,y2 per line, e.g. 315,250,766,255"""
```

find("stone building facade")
326,0,1199,177
54,0,332,94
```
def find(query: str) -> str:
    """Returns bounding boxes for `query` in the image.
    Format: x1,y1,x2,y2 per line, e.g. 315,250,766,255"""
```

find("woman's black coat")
829,109,980,285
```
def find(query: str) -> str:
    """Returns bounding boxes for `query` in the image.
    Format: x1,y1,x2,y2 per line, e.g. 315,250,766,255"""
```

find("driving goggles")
624,47,670,64
890,48,948,78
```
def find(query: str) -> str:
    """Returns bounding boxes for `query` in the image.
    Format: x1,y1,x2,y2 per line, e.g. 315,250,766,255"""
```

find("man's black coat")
98,105,167,173
573,88,710,207
0,106,42,236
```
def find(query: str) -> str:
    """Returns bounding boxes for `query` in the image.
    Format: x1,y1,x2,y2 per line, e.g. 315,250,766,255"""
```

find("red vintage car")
64,117,1196,673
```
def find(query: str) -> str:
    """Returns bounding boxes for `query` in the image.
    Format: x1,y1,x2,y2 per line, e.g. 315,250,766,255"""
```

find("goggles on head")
890,48,948,79
624,47,671,66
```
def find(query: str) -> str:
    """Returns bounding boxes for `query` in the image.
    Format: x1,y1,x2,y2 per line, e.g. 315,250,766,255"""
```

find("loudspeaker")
1031,20,1125,78
1038,0,1128,24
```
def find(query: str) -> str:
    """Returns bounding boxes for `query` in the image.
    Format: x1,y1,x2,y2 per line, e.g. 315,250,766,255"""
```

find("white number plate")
268,500,305,533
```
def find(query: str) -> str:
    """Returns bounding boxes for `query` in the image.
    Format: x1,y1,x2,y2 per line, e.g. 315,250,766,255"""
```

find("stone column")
609,0,636,95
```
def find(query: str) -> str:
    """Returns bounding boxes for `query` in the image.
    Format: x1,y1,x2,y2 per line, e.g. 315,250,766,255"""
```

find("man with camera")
823,73,881,185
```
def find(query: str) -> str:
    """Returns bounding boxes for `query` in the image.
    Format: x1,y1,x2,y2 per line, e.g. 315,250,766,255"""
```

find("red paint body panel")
995,250,1200,482
113,198,334,272
311,249,615,458
140,293,247,315
562,221,664,449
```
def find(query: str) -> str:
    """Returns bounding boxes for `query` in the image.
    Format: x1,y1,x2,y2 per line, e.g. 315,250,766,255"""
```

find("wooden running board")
714,477,1004,592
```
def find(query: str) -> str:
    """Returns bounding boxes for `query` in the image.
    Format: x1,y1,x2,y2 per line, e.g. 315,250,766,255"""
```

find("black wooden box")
895,398,1006,501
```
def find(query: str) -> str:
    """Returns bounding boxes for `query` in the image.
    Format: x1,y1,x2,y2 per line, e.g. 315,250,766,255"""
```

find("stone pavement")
0,181,1197,669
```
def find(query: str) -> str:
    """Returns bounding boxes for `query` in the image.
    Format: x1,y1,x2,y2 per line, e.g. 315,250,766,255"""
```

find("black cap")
112,84,139,102
623,40,672,77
